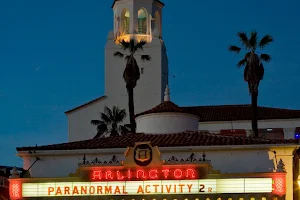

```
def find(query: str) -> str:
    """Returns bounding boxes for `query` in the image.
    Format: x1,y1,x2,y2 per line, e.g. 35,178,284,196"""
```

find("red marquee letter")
117,171,124,180
149,170,158,179
92,171,102,180
136,170,146,179
162,169,170,178
173,169,183,178
186,169,196,178
105,170,113,180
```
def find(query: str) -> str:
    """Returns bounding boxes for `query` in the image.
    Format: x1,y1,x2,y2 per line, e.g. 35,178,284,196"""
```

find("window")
258,128,284,140
138,9,147,34
219,129,247,137
121,9,130,34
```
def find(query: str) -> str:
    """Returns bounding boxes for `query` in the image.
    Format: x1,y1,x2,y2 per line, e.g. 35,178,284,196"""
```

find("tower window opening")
121,9,130,34
138,9,147,34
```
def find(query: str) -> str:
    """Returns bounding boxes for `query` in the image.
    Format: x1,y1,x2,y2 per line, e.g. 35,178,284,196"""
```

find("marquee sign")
9,141,287,199
12,178,277,198
86,167,203,181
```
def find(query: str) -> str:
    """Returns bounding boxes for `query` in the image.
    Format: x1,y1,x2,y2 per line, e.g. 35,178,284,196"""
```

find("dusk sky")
1,0,300,166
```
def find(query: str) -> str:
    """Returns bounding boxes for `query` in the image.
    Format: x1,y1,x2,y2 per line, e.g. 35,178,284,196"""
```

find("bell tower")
112,0,163,43
104,0,168,116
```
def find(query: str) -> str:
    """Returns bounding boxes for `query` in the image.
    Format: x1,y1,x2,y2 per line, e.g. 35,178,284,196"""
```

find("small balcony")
138,27,147,34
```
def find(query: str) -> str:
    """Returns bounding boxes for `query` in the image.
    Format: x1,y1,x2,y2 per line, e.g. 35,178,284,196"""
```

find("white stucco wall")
199,118,300,139
105,36,168,111
19,145,292,178
136,113,199,134
67,35,168,142
67,98,108,142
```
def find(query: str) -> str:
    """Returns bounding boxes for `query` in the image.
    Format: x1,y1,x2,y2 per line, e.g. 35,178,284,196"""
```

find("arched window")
121,9,130,34
138,8,147,34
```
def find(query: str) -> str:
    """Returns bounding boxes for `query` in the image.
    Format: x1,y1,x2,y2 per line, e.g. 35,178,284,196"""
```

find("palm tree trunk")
251,91,259,137
127,85,136,133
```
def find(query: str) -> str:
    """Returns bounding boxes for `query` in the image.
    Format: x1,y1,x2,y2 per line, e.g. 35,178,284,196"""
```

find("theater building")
9,89,300,200
9,138,298,200
9,0,300,199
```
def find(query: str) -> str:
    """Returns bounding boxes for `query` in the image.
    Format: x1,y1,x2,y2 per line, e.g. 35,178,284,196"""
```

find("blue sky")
1,0,300,166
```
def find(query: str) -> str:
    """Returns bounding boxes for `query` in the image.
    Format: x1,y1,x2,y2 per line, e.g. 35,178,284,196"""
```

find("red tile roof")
136,101,187,117
182,104,300,122
16,131,298,151
136,103,300,122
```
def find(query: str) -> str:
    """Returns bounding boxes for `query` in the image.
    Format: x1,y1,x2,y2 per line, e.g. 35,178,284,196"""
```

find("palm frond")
237,32,251,49
104,106,114,121
259,35,274,48
112,106,118,120
228,45,241,53
100,112,111,124
113,106,127,123
249,31,258,50
90,120,103,126
260,54,271,62
134,40,147,51
237,58,247,68
110,129,120,137
119,124,131,135
114,51,124,58
141,55,151,61
93,123,108,139
119,39,130,50
92,106,129,139
97,123,108,134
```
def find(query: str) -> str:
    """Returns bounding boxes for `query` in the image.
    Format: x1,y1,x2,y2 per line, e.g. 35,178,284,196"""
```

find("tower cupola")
112,0,164,43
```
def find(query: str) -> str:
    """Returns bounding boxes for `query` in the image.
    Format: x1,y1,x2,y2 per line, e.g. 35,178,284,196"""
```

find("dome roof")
135,101,186,117
135,85,200,134
135,85,191,117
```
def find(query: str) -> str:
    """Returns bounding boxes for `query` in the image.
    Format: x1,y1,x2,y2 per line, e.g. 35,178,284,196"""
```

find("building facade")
9,0,300,200
11,90,300,199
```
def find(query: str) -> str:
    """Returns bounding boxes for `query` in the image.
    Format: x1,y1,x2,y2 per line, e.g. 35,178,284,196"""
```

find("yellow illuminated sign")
21,178,273,197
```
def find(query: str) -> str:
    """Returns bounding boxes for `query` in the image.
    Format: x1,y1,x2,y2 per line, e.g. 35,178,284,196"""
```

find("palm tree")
90,106,130,139
114,39,151,133
229,31,273,137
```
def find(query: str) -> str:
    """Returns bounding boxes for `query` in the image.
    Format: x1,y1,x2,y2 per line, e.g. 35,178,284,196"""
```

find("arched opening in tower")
121,9,130,34
138,9,147,34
